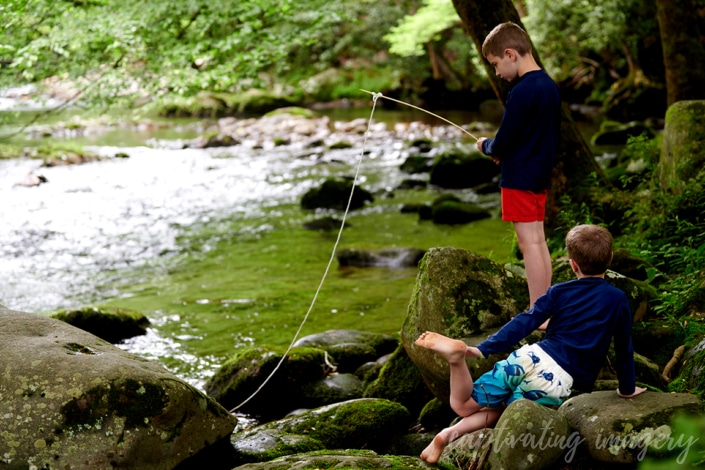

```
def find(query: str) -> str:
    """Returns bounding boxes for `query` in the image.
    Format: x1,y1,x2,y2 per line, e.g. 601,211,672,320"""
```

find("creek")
1,102,521,390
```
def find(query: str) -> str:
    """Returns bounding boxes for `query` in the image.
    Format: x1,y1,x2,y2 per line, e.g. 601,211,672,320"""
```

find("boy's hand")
617,386,647,398
466,346,483,358
476,138,486,153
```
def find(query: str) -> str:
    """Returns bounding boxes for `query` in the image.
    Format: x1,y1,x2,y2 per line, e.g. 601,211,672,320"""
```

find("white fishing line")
229,92,383,413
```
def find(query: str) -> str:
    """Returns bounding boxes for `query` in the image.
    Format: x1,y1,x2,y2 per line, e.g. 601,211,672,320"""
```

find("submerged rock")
51,305,150,343
336,247,426,268
0,305,236,469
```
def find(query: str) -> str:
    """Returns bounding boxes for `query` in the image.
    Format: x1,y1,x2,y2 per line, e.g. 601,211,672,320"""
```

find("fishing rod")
359,89,480,142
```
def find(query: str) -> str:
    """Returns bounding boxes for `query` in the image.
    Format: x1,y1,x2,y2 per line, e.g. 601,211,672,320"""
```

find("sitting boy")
415,224,646,463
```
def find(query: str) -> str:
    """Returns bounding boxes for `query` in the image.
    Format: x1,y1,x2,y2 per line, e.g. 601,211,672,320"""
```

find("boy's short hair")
482,22,532,58
566,225,613,275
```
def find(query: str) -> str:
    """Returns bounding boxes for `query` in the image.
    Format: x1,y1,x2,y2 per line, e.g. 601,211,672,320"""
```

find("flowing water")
1,100,516,389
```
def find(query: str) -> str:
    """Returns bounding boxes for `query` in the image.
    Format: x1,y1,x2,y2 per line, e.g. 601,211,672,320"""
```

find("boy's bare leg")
420,408,502,463
415,332,480,414
514,221,552,329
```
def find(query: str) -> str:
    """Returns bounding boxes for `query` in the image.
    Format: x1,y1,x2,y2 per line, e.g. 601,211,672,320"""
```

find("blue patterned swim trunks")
471,343,573,408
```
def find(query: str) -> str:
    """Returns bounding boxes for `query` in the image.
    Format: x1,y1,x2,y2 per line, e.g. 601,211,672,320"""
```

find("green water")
108,191,515,384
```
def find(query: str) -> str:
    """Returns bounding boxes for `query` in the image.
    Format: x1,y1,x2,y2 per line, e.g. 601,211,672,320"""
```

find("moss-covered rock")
429,147,499,189
292,329,399,365
51,305,150,343
400,155,434,174
205,346,331,420
591,120,655,146
364,344,435,418
660,100,705,189
431,198,491,225
0,305,236,469
300,177,373,211
401,248,528,403
559,391,703,465
230,449,443,469
671,337,705,398
441,399,572,470
229,398,412,464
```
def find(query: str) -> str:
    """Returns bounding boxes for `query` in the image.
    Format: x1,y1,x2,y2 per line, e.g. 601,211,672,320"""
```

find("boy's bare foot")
420,433,448,464
415,331,468,364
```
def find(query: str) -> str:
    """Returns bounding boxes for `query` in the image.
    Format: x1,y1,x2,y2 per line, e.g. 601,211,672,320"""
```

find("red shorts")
501,188,548,222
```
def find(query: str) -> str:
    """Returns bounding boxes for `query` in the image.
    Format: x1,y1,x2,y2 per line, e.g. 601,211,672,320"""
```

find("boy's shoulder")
552,277,626,297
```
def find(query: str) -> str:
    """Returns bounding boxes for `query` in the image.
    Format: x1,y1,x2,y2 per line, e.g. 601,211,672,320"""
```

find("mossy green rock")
660,100,705,188
401,248,528,402
363,344,434,417
230,398,412,464
205,346,330,420
300,177,374,210
0,305,236,469
441,399,571,470
429,147,499,189
51,305,150,343
559,391,703,464
232,449,441,469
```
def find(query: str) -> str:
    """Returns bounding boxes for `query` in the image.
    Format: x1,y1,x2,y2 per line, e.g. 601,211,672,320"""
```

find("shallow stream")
1,103,516,389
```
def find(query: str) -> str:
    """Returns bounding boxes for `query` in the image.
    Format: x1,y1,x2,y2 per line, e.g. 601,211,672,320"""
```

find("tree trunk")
450,0,605,231
656,0,705,105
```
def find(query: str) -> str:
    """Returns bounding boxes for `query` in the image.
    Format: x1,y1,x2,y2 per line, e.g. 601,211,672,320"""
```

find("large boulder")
559,391,703,465
660,100,705,188
401,248,529,403
0,305,236,469
441,399,573,469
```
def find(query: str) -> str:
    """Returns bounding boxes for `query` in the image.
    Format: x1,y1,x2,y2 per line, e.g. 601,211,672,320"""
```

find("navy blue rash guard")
476,277,636,395
480,69,561,192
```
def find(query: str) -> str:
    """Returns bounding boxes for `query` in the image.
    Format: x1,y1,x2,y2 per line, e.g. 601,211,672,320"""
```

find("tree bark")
656,0,705,105
450,0,605,231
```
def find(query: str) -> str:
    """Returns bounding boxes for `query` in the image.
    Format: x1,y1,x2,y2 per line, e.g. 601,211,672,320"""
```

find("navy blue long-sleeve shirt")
480,69,561,192
476,277,636,395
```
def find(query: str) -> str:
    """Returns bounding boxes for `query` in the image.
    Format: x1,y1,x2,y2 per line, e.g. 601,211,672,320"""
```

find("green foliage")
384,0,459,57
523,0,659,91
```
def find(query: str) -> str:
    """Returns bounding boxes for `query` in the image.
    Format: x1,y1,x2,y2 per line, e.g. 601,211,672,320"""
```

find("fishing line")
229,92,383,413
228,90,479,414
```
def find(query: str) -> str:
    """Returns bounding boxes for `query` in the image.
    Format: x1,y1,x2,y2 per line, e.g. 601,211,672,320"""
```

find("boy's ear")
569,258,580,274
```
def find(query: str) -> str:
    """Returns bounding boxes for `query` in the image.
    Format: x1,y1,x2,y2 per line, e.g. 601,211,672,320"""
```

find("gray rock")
229,398,411,464
559,391,703,464
231,449,436,469
293,329,399,360
0,305,236,469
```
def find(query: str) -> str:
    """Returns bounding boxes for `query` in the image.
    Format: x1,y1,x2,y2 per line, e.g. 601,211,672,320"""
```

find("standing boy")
415,224,646,464
476,22,561,310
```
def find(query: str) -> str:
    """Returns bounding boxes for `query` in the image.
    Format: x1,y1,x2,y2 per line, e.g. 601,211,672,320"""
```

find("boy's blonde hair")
565,225,613,275
482,22,532,58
